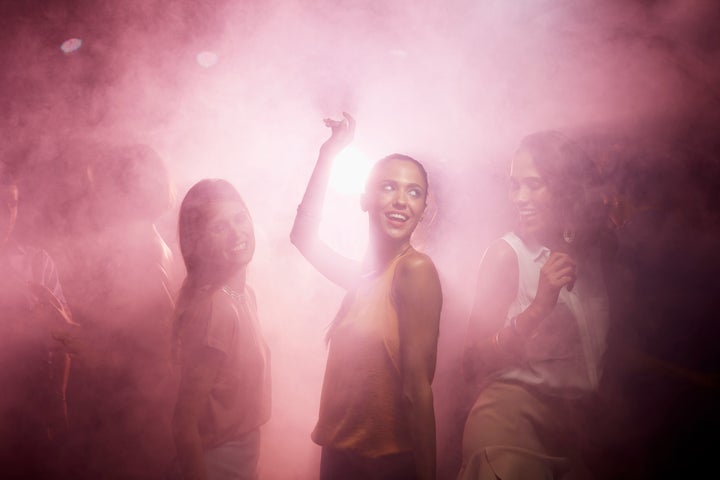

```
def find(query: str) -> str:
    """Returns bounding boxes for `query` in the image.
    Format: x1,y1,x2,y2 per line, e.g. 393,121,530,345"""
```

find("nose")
511,184,530,206
228,223,241,242
392,190,408,208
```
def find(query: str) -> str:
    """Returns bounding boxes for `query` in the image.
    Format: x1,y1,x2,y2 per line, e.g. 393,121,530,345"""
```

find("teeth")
231,242,247,251
386,212,408,221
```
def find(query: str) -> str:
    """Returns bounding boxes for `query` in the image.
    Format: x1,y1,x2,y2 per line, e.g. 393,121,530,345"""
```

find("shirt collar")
525,236,551,263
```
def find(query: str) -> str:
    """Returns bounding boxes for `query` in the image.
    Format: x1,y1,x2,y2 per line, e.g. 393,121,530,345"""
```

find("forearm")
290,149,334,248
471,304,547,372
298,147,335,211
404,384,436,480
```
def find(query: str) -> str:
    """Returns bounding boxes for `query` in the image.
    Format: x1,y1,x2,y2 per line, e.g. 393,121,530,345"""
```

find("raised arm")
393,252,442,480
290,112,361,290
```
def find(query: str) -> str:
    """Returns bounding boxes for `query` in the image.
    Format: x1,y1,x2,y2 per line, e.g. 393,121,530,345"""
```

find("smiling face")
509,148,559,239
362,157,427,246
197,200,255,272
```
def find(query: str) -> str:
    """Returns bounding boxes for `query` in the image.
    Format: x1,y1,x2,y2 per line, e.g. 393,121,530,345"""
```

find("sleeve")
177,293,236,361
205,297,237,357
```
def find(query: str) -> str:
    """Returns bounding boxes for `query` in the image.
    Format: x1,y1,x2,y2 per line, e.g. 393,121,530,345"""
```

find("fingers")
323,112,355,132
539,252,577,297
323,118,343,128
342,111,356,133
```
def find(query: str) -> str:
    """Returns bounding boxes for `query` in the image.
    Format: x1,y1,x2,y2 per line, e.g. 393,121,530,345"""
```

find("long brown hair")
172,179,248,355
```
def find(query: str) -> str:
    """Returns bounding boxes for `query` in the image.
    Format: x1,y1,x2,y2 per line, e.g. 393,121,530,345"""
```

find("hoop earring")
563,226,576,244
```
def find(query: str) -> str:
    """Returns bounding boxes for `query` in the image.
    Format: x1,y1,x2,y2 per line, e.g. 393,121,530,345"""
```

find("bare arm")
462,239,519,381
393,253,442,480
290,113,361,290
462,240,577,381
172,348,223,480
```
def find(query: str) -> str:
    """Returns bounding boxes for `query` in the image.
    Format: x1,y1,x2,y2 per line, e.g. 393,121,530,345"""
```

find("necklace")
221,285,246,302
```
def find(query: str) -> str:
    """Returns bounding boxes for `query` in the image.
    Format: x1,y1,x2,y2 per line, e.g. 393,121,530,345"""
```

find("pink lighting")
328,146,372,195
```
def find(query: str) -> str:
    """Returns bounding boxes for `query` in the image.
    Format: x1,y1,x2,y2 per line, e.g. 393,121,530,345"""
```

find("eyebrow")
378,179,425,190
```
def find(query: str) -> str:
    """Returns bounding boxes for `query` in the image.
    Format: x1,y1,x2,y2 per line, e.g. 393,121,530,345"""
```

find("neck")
192,264,247,292
224,268,247,292
365,235,411,273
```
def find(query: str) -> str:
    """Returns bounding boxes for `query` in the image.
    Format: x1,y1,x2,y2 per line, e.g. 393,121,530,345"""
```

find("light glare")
328,146,372,195
197,51,219,68
60,38,82,54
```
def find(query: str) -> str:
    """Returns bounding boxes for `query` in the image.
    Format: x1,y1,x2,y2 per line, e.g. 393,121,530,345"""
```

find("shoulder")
481,238,518,272
393,250,442,302
395,249,438,279
472,238,519,300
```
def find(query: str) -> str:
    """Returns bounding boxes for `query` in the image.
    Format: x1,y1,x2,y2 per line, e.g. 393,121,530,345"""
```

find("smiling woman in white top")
458,131,614,480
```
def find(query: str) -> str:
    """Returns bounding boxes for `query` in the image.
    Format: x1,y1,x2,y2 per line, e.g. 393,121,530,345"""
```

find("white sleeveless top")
497,232,609,397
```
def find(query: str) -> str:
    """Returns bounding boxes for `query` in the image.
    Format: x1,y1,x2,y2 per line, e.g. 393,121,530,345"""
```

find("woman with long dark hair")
459,131,613,479
291,113,442,480
171,179,270,480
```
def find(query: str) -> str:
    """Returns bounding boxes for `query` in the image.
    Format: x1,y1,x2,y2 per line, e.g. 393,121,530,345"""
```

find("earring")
563,226,576,244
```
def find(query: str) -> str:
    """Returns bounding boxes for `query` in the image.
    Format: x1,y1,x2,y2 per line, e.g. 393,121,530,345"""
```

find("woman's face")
196,200,255,271
509,149,558,237
363,158,427,244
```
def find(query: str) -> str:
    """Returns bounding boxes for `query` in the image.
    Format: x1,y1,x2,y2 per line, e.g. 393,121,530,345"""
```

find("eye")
380,182,394,192
408,187,423,198
526,179,545,191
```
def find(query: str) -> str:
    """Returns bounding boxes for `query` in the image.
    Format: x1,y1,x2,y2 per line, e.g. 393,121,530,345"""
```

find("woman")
171,179,271,480
291,113,442,480
459,131,612,479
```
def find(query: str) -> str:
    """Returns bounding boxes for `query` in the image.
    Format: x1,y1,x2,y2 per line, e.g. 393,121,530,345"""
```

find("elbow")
290,223,314,254
289,220,306,248
289,226,301,248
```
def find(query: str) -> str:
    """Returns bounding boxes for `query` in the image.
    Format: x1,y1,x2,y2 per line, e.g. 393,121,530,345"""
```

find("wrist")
523,301,550,329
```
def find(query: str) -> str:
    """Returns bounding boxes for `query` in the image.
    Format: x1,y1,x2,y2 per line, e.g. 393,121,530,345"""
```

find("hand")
531,252,576,318
320,112,355,155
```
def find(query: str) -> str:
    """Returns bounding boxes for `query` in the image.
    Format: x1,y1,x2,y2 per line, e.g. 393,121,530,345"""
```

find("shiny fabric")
312,249,412,457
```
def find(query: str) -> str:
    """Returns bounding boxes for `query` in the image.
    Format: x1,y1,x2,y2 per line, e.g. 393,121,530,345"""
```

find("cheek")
198,233,223,254
533,190,553,210
412,197,427,213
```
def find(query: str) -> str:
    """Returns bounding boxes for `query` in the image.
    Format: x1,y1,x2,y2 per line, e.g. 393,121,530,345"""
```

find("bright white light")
60,38,82,54
197,51,218,68
328,146,373,195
